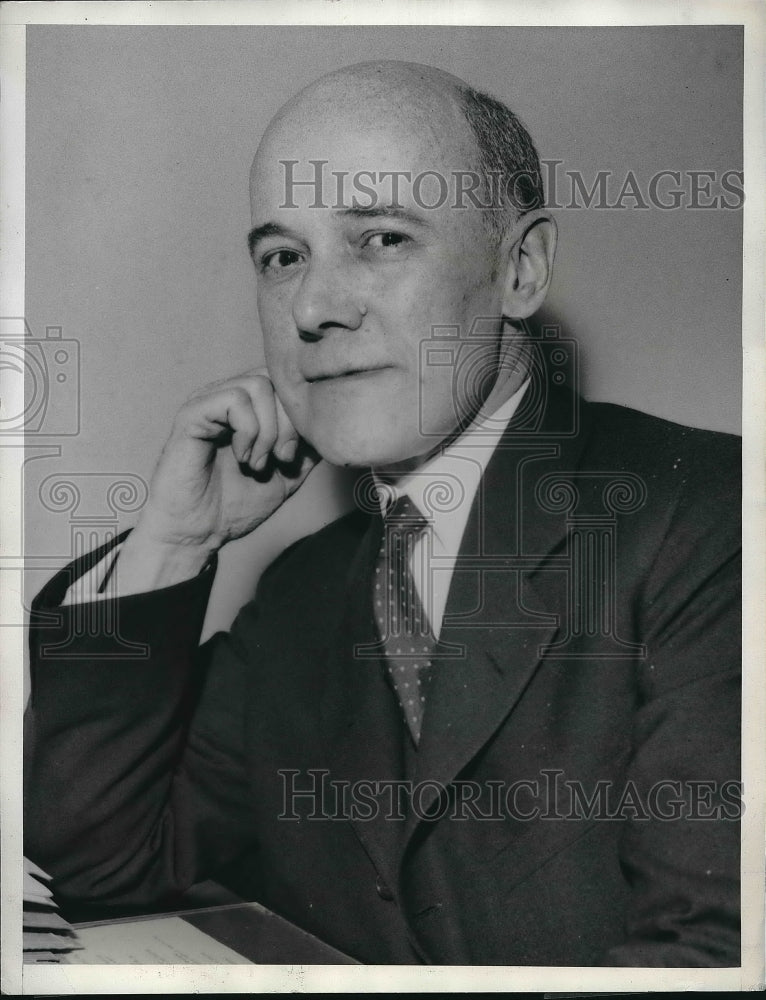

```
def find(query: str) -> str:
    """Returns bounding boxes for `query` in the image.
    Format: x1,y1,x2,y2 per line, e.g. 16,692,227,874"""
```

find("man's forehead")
251,65,477,184
249,115,479,222
253,106,473,177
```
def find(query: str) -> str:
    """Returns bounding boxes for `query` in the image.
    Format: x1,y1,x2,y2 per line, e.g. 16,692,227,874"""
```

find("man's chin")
306,430,437,471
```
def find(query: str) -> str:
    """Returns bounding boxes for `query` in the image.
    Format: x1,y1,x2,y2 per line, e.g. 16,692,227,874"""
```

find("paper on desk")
23,909,74,931
64,916,252,964
24,950,67,964
24,869,54,900
23,931,82,952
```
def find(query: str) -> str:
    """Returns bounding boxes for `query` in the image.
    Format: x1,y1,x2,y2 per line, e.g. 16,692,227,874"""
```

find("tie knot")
384,492,429,534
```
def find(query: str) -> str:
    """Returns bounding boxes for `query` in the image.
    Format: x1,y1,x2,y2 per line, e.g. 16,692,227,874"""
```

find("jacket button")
376,876,394,901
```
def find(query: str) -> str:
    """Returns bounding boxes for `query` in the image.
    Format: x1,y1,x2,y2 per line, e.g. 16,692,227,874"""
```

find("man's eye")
261,249,303,272
365,231,409,249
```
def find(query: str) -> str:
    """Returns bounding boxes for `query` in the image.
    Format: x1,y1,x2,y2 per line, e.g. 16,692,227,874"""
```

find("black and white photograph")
2,1,763,993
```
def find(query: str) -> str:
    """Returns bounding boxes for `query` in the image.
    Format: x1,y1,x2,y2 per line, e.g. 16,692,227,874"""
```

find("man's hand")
111,371,319,594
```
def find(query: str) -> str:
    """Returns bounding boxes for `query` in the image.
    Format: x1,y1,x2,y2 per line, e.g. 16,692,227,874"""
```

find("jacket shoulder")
580,399,740,492
263,505,369,579
233,505,370,627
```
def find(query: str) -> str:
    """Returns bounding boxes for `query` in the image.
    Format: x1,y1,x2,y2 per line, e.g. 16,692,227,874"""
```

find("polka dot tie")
373,493,435,744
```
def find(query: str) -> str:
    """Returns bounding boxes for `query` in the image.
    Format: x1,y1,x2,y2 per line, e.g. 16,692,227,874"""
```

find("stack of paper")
23,857,82,964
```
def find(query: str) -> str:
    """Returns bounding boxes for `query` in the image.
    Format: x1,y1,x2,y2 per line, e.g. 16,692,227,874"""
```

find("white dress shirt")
373,380,528,639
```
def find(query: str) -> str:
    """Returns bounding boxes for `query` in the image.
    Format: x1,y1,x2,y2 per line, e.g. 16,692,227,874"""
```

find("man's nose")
291,256,366,341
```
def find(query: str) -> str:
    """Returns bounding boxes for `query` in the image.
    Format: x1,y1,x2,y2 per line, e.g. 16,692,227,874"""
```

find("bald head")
251,60,544,238
261,61,471,149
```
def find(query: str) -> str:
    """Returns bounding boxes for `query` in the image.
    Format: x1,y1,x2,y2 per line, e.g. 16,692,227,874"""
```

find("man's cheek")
278,379,307,421
264,360,305,419
419,368,457,415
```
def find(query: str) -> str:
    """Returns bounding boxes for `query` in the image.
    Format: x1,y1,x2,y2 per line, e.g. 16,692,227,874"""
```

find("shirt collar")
373,379,528,556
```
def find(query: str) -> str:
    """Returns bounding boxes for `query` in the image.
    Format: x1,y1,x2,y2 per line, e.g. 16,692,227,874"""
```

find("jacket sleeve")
600,437,741,967
24,534,259,918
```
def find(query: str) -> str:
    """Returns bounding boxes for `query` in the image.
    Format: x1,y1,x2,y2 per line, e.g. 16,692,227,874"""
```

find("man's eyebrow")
247,222,298,256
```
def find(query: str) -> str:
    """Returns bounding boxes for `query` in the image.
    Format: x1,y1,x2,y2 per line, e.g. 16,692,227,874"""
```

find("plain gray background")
23,25,743,635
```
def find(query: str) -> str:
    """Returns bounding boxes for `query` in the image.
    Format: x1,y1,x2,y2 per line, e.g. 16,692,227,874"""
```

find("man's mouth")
305,365,394,383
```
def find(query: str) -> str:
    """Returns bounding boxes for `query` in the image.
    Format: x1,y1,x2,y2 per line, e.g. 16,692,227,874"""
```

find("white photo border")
1,0,763,994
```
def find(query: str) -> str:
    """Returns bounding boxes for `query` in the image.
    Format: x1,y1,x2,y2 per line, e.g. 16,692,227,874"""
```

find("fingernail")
253,454,268,472
280,440,297,462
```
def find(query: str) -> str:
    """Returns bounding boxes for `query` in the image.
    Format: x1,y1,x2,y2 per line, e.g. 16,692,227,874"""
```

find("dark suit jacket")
24,387,741,966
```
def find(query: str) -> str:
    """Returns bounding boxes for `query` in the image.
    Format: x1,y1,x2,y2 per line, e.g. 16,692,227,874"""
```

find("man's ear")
500,210,557,320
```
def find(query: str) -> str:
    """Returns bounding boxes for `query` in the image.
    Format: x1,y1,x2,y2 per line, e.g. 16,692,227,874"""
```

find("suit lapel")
319,511,407,889
405,386,593,840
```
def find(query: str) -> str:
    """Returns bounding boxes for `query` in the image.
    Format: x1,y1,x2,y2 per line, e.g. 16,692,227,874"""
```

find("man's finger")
179,385,259,461
222,387,261,464
273,393,300,463
240,373,278,471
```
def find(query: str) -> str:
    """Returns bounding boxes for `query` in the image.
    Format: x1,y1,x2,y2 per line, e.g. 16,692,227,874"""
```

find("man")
24,61,740,966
